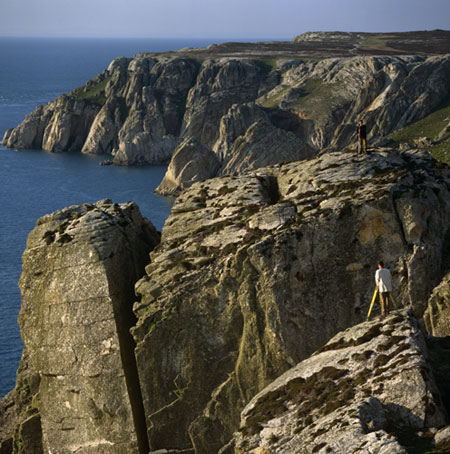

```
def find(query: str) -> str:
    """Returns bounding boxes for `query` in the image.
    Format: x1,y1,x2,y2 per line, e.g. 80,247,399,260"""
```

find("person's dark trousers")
379,291,390,316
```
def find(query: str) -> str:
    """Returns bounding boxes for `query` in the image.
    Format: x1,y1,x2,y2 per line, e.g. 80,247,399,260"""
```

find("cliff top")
136,30,450,61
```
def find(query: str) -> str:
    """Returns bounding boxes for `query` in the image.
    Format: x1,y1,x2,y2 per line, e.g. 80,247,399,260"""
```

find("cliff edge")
132,148,450,452
2,149,450,453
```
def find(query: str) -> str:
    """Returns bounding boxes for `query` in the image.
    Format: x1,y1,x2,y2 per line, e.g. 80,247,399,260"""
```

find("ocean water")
0,36,239,397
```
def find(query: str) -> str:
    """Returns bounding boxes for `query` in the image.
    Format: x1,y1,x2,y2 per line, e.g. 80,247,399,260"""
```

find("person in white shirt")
375,260,392,318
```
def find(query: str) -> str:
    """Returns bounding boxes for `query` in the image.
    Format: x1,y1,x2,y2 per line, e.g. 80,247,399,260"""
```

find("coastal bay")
0,37,228,396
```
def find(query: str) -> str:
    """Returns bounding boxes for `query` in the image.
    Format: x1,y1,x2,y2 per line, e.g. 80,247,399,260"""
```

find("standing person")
357,120,367,154
375,261,392,318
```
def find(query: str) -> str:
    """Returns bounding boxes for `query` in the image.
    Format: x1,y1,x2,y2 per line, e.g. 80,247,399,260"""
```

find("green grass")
359,35,397,51
295,78,323,98
259,78,323,109
259,85,290,108
254,59,278,74
389,93,450,164
72,76,111,105
389,95,450,143
428,140,450,165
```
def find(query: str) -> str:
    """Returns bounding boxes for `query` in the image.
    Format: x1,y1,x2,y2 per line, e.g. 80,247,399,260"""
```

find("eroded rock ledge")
233,310,446,454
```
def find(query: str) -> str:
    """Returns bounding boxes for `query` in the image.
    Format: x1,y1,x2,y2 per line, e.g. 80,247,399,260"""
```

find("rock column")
15,200,159,454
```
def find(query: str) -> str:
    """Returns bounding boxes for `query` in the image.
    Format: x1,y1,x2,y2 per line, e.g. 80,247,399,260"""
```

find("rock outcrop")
2,149,450,453
132,148,450,452
154,137,221,195
3,35,450,194
0,200,160,454
233,310,446,454
2,97,100,153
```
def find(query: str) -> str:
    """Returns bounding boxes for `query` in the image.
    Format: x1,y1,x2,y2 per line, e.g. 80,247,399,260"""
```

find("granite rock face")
0,200,160,454
2,97,100,153
3,50,450,193
233,310,446,454
132,149,450,452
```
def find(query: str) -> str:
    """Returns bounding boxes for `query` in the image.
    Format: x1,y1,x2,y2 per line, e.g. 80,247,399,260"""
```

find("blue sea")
0,36,246,397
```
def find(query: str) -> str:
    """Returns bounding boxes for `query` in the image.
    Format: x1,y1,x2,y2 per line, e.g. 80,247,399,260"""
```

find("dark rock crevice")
109,285,149,454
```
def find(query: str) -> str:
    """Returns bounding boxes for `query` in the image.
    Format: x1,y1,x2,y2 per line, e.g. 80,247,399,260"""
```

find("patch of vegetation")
428,140,450,165
297,78,323,96
259,78,324,109
72,76,111,105
259,85,291,108
254,59,278,74
359,35,397,52
389,94,450,143
388,94,450,164
290,79,345,112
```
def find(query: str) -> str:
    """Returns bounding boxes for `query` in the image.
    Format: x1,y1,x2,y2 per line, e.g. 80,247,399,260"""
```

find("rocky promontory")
3,148,450,453
3,31,450,195
0,200,160,453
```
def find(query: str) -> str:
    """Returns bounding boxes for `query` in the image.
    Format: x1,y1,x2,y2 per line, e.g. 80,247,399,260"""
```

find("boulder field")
2,149,450,453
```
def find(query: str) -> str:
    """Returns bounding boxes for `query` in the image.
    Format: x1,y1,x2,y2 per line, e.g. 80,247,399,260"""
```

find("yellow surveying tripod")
367,287,396,318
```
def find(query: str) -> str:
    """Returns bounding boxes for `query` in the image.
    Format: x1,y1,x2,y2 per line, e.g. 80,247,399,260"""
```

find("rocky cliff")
3,32,450,195
0,200,160,454
233,310,446,454
2,149,450,453
130,148,450,452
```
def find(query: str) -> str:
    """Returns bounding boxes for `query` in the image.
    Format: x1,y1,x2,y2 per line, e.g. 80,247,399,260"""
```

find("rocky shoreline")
3,31,450,197
2,148,450,453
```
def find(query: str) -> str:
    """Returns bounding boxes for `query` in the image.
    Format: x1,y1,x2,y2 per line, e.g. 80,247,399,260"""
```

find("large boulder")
0,200,160,454
132,149,450,452
233,310,446,454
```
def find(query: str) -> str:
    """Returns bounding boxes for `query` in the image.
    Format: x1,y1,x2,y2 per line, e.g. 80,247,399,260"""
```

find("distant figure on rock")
357,120,367,154
375,261,392,318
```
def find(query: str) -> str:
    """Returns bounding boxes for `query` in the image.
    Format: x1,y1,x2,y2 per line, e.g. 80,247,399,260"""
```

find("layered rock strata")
233,310,446,454
3,50,450,194
0,200,160,454
131,149,450,452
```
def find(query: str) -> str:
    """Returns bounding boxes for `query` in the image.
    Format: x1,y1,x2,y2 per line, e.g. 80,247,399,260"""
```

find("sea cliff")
2,148,450,453
3,31,450,196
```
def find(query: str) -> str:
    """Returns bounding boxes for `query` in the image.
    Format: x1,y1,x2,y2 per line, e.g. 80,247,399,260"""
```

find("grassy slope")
71,77,111,106
389,94,450,164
